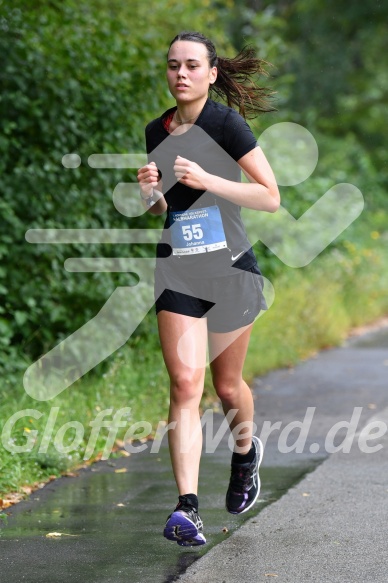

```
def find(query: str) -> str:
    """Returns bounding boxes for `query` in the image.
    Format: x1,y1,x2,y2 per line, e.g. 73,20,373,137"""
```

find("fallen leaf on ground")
114,468,127,473
0,493,24,508
20,486,32,495
45,532,78,538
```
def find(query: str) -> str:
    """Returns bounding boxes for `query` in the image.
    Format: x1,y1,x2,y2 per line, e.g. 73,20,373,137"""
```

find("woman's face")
166,40,217,104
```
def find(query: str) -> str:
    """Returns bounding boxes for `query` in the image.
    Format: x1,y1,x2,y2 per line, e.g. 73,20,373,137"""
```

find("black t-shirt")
145,98,260,278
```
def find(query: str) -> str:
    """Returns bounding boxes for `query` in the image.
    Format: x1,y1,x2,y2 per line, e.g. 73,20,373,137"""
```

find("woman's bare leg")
208,324,255,454
157,310,207,495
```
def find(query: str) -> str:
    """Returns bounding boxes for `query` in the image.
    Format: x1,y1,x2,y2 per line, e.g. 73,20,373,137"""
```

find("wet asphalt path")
0,324,387,583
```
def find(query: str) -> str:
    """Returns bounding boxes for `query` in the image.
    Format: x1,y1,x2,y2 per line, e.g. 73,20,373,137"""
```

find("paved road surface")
1,324,387,582
177,325,388,583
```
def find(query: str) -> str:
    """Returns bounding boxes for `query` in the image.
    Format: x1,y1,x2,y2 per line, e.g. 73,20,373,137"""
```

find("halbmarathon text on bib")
170,205,227,256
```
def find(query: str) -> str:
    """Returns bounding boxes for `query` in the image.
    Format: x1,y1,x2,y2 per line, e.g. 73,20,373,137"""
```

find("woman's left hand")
173,156,210,190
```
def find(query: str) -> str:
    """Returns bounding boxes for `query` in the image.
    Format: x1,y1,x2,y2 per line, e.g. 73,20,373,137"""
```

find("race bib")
170,205,227,255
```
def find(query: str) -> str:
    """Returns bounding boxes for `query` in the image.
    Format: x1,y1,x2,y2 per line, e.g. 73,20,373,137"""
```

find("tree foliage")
0,0,230,374
228,0,388,185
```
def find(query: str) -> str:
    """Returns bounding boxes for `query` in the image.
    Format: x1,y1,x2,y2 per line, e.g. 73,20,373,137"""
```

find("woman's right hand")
137,161,160,197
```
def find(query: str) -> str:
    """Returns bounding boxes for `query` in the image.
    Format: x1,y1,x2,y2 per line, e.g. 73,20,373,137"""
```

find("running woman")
137,31,280,547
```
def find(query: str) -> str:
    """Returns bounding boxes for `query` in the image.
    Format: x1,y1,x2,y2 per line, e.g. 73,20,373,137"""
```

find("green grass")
1,220,388,498
243,228,388,381
0,330,170,497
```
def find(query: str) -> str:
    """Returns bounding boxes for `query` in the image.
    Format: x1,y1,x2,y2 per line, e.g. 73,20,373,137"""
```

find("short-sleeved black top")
145,98,259,278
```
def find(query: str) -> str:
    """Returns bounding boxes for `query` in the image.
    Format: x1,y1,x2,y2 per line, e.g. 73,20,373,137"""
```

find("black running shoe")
226,436,264,514
163,495,206,546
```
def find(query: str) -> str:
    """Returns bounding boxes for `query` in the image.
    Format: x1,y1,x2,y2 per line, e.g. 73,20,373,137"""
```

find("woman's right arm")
137,161,168,215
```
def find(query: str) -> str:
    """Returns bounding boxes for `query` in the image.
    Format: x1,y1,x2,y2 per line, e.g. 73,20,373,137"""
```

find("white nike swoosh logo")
231,251,244,261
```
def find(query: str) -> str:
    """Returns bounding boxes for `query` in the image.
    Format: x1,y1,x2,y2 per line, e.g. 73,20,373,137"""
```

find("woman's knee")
170,370,204,404
212,374,241,403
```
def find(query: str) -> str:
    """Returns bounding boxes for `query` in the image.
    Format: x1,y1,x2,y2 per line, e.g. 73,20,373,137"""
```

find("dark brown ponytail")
168,31,276,119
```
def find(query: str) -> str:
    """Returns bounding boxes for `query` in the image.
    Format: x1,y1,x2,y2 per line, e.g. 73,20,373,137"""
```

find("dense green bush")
0,0,229,376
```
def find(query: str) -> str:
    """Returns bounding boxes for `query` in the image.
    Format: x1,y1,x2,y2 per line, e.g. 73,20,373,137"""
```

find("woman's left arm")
173,147,280,212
